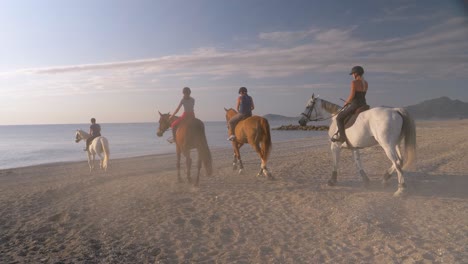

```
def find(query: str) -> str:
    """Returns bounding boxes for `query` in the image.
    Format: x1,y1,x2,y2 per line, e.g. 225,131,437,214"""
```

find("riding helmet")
349,66,364,76
238,87,248,94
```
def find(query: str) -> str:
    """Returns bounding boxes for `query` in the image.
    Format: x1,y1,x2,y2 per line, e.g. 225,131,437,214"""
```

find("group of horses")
75,94,417,196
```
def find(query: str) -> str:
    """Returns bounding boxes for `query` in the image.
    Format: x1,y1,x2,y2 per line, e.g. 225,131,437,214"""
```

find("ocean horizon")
0,121,328,170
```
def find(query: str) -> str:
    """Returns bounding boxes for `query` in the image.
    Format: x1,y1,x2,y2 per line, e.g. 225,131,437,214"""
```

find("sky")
1,0,467,125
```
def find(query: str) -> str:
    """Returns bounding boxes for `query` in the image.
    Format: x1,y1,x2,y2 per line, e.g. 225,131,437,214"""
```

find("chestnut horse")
156,112,212,186
224,108,273,179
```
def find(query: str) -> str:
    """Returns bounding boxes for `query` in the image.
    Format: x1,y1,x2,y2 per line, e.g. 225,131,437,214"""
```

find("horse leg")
237,158,244,175
87,152,93,173
176,149,182,183
382,166,396,187
232,143,244,175
185,150,192,184
254,143,273,180
232,154,238,171
352,149,370,188
328,143,341,186
196,150,202,187
382,144,407,197
383,146,403,186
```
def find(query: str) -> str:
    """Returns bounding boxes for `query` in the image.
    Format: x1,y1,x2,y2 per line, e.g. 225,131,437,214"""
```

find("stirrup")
167,137,175,144
227,135,236,141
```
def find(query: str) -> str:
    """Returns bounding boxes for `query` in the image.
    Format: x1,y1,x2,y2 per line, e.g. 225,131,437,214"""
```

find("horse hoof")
238,169,244,175
266,173,275,180
393,183,407,197
393,189,407,197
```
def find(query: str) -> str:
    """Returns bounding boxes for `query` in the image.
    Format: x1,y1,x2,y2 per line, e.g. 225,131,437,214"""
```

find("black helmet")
349,66,364,76
238,87,247,94
182,87,191,95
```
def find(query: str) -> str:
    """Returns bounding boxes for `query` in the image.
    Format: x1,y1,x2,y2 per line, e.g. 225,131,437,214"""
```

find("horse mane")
319,99,341,114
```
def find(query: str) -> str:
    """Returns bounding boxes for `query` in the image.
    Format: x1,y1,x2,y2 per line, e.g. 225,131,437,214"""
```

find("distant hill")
263,114,300,121
405,97,468,119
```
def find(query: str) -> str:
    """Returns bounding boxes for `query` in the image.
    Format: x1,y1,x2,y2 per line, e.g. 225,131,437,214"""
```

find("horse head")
298,94,320,126
75,130,83,143
157,111,172,137
224,108,237,122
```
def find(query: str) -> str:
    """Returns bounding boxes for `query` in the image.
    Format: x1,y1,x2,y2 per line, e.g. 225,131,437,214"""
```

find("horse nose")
156,131,163,137
298,119,306,126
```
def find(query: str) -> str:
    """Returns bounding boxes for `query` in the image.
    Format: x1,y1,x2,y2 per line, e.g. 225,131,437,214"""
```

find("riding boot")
228,125,236,141
84,138,91,151
331,121,347,143
168,127,177,144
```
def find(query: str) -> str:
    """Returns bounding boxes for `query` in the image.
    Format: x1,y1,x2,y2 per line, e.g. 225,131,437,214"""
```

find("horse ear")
224,107,228,112
158,111,162,116
311,93,315,98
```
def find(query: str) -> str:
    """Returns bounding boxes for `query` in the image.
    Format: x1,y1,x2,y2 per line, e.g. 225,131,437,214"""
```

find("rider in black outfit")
331,66,368,143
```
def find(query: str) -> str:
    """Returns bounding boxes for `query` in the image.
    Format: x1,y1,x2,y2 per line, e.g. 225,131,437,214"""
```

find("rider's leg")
228,113,243,140
332,105,355,142
332,112,347,142
85,136,94,151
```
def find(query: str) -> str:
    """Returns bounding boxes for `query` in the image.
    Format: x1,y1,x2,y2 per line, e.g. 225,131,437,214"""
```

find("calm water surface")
0,121,327,169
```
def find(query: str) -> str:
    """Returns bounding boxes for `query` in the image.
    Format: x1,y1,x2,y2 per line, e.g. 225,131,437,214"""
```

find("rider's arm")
169,100,183,119
236,96,241,112
250,97,255,110
345,81,357,105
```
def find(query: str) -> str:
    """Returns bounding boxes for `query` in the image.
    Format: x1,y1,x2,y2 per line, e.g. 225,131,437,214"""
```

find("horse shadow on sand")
315,171,468,199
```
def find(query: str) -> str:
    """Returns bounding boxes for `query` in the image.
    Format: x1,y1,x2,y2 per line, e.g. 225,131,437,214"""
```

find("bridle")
301,98,345,122
158,115,173,133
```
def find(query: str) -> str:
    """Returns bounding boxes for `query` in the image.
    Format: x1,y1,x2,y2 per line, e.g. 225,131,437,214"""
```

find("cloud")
258,28,319,43
1,16,467,97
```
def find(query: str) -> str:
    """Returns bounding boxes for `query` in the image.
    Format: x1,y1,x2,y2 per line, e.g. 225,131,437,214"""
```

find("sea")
0,121,328,170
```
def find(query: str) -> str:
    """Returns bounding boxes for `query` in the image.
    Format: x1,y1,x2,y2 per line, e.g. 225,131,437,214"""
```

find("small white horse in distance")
298,94,416,197
75,130,110,172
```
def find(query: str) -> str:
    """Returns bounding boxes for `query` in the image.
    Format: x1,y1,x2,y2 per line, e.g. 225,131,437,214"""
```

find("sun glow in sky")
1,0,467,125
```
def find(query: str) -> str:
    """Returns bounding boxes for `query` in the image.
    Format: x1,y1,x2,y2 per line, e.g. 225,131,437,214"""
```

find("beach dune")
0,120,467,263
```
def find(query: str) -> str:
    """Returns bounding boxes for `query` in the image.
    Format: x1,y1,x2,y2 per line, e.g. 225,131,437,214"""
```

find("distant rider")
227,87,255,141
85,118,101,151
168,87,195,143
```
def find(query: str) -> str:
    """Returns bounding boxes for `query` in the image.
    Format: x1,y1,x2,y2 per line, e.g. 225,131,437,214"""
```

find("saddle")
343,105,370,129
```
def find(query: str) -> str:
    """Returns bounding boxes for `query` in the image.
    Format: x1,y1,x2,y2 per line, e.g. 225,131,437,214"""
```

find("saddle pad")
344,105,370,129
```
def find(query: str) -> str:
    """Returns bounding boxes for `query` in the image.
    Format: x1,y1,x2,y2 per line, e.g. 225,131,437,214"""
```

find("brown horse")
156,112,213,186
224,108,273,179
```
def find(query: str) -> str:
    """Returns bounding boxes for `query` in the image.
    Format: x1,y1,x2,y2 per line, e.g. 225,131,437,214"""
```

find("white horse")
298,94,416,197
75,130,110,172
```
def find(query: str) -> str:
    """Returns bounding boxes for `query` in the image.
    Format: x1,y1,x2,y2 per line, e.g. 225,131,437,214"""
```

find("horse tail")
397,108,416,170
199,122,213,176
100,137,110,171
259,117,272,161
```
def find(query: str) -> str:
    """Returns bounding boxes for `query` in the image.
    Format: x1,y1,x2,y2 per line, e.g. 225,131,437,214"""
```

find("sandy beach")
0,120,467,263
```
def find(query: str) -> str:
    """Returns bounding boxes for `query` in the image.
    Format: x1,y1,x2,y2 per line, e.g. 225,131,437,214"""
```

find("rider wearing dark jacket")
228,87,255,141
331,66,368,143
85,118,101,151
